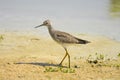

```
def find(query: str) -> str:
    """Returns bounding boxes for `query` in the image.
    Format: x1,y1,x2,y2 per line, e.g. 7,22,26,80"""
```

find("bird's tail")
75,38,90,44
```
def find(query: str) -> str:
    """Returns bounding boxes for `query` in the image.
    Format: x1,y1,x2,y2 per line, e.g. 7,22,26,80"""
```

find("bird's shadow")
14,62,67,68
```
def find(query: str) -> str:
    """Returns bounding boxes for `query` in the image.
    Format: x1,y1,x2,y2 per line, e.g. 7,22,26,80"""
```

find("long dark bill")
34,24,44,28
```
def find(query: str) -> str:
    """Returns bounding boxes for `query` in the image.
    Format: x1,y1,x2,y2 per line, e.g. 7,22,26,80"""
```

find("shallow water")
0,0,120,41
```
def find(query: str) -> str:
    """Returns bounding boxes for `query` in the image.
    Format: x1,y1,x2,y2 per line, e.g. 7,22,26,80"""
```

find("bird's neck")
47,25,54,34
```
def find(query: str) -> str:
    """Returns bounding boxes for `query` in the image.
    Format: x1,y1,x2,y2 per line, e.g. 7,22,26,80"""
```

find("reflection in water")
110,0,120,17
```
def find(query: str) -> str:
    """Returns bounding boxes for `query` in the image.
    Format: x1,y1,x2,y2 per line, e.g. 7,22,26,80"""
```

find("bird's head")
35,20,51,28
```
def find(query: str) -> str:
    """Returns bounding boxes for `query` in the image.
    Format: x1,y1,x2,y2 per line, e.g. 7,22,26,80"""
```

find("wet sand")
0,32,120,80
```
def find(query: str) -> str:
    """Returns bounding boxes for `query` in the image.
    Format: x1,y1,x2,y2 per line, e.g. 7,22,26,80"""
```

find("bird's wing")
53,31,79,44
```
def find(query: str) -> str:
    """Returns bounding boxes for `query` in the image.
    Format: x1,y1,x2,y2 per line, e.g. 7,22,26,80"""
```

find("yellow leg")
59,53,67,66
59,47,70,68
67,53,70,68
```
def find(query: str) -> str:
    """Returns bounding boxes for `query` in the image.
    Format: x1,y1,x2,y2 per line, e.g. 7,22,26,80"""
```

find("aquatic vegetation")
87,53,105,64
44,67,75,73
96,53,104,60
44,67,59,72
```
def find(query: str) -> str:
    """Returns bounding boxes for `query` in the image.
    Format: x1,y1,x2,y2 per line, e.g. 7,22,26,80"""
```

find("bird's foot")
58,63,68,68
58,63,62,66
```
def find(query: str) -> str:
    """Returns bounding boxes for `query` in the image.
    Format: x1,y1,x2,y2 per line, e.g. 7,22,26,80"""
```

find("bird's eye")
44,22,48,24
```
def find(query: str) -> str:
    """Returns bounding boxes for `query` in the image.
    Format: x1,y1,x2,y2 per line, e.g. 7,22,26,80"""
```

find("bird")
35,20,90,68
